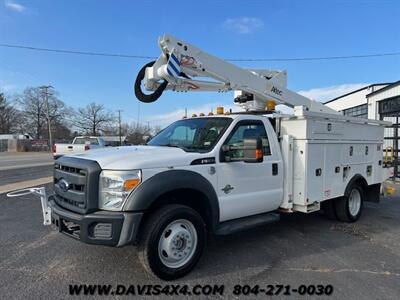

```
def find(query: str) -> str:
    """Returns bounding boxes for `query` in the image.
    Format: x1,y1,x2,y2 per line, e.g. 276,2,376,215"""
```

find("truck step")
215,212,280,235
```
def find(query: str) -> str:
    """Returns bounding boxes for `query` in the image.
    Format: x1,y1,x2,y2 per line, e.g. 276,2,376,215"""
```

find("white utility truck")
52,136,106,159
18,35,388,280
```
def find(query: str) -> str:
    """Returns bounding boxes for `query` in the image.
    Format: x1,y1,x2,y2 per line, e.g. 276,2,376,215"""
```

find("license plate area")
52,215,81,239
61,220,81,238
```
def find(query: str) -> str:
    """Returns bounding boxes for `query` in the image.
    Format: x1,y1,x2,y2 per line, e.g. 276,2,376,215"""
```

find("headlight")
99,170,141,211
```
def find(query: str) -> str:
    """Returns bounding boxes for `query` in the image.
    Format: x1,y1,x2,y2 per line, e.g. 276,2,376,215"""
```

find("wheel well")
347,175,368,196
142,188,214,230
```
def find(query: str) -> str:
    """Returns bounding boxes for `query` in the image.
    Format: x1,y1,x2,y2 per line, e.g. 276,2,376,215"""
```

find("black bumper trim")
49,198,143,247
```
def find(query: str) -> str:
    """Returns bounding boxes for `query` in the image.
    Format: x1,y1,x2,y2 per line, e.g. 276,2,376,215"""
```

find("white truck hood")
70,145,202,169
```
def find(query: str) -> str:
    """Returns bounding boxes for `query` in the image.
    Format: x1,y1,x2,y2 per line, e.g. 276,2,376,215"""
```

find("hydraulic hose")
134,61,168,103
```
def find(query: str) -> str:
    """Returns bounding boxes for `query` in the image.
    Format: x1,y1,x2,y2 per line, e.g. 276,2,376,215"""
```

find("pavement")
1,153,400,299
0,152,54,194
0,152,53,171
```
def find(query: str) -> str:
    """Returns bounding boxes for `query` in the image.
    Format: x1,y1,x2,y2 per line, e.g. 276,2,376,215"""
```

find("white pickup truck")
52,136,106,159
36,35,388,280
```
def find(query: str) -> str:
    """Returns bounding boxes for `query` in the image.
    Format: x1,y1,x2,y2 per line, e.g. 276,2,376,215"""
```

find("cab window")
225,121,271,158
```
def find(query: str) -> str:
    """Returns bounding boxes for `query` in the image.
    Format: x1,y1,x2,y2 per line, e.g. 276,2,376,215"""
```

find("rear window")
74,138,99,145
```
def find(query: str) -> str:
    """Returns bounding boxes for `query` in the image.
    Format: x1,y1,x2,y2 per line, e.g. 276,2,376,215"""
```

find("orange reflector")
256,149,263,159
124,179,140,190
386,186,396,195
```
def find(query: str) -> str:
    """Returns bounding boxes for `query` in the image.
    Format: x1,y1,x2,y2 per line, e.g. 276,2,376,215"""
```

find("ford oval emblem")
58,179,69,192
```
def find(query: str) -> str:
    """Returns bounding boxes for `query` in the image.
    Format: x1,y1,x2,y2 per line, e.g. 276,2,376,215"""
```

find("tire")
334,184,364,222
321,199,337,220
137,204,206,280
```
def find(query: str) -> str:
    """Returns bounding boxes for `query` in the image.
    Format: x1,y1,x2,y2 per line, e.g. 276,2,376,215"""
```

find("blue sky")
0,0,399,126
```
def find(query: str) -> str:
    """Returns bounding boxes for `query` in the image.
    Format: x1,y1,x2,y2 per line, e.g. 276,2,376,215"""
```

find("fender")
345,174,368,196
346,174,380,203
123,170,220,230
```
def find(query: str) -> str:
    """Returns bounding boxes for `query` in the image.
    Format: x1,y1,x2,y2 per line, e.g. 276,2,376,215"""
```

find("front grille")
56,194,84,208
53,157,101,214
58,164,87,176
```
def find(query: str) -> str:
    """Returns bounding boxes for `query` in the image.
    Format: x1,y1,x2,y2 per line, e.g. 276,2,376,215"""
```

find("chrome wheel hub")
158,219,197,268
348,188,361,216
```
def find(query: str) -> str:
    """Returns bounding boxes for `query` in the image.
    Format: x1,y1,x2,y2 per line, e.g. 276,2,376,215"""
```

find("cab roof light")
216,107,224,114
266,100,276,111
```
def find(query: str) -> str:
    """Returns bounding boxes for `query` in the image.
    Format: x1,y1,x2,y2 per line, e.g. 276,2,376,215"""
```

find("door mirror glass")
223,137,263,163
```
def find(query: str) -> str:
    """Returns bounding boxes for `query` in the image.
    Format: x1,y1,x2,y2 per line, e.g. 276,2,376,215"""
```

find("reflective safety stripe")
167,53,181,77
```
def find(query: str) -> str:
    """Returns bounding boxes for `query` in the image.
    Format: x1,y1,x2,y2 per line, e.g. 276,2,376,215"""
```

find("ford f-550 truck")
19,35,389,280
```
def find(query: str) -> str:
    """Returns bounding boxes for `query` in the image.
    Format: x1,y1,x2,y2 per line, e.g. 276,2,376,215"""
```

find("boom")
135,34,339,114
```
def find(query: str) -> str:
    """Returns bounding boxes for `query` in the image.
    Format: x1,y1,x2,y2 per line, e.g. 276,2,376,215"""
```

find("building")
325,81,400,176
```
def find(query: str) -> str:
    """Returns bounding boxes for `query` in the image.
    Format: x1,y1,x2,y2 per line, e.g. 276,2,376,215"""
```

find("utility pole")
137,102,141,128
117,109,123,146
40,85,53,151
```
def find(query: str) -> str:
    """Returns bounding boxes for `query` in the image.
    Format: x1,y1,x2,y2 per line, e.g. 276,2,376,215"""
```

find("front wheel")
335,184,364,222
137,204,206,280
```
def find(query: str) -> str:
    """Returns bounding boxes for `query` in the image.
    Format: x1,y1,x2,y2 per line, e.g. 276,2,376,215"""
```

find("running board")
215,212,280,235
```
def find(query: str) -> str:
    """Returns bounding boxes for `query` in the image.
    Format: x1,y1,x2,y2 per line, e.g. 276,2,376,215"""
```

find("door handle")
272,163,278,175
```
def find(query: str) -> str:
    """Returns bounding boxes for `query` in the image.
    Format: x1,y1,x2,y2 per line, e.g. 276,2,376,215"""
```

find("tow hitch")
7,187,51,226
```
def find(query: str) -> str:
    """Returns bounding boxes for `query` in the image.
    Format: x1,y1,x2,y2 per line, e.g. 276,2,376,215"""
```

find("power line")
227,52,400,62
0,43,155,59
0,42,399,62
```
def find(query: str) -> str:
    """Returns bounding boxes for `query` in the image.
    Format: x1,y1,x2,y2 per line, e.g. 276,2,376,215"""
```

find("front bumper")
49,196,143,247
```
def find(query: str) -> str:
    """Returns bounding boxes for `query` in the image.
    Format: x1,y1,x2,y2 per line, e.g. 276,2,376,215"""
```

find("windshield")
148,117,232,152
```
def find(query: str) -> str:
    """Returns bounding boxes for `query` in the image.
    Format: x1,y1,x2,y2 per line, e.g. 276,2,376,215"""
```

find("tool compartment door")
304,142,324,203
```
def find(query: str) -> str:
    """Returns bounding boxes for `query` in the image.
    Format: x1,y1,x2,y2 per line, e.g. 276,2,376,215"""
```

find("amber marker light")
124,178,141,191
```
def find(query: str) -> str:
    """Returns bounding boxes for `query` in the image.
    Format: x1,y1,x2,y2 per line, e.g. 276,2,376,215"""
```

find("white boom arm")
135,34,338,114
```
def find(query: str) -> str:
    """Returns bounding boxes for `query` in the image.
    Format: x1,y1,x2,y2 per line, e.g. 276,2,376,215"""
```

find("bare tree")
153,125,162,136
127,122,153,145
17,87,45,138
17,87,71,139
74,102,115,136
0,93,20,134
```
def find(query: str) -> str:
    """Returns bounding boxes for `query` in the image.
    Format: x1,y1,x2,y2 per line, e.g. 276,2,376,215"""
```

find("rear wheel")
335,184,364,222
137,204,206,280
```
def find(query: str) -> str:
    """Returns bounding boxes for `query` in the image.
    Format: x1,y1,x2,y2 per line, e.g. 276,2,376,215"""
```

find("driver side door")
216,119,283,222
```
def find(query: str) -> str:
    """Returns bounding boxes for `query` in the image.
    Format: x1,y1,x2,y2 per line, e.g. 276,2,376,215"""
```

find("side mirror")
223,138,263,163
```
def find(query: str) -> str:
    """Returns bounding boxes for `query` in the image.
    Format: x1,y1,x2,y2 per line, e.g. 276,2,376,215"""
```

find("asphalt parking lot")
1,156,400,299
